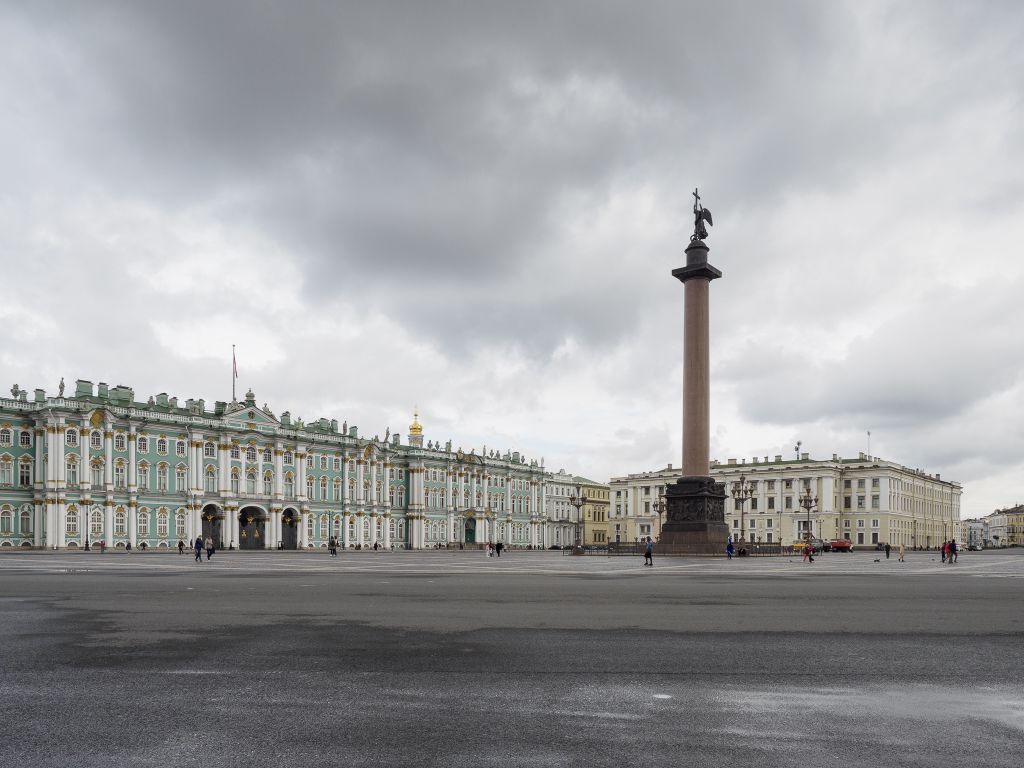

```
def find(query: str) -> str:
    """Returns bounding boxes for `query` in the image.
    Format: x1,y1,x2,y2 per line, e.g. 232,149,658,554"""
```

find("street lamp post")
652,494,667,543
568,482,588,554
798,485,818,548
732,474,754,546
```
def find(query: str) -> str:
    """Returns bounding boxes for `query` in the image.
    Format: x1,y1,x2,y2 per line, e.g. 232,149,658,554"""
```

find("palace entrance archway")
238,506,267,550
464,517,476,544
280,508,299,550
201,505,223,548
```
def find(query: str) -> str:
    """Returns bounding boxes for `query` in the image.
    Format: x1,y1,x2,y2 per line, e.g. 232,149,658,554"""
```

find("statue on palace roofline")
10,384,20,398
58,378,65,397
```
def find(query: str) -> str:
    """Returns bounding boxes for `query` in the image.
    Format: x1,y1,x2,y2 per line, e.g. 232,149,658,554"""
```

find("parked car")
967,544,983,551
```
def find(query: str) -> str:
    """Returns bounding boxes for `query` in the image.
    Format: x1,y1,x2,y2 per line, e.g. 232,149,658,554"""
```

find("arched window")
176,441,186,457
138,509,149,536
307,455,314,469
19,459,31,487
0,508,11,534
0,458,11,487
284,451,293,465
306,515,313,540
156,438,168,455
66,507,79,535
157,510,168,537
0,429,11,446
389,488,395,507
138,436,148,453
90,509,103,536
90,431,102,449
246,447,257,463
333,479,342,500
157,464,169,492
230,445,240,460
262,448,272,463
263,471,273,496
20,508,31,534
377,483,383,503
307,476,315,499
66,457,78,486
398,487,405,507
138,462,150,491
176,511,187,538
320,477,328,501
204,442,216,458
230,468,240,494
319,456,327,470
19,431,31,448
284,472,295,497
65,429,78,447
319,514,328,538
175,465,186,491
389,519,396,539
205,466,217,493
114,433,126,451
246,469,257,495
114,509,127,536
114,461,126,489
348,479,355,498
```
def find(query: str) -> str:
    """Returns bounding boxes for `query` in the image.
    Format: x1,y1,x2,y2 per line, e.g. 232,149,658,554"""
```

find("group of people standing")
191,536,215,561
941,539,959,563
485,542,504,557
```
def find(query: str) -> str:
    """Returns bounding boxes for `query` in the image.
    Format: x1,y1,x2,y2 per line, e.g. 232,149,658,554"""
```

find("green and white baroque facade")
0,379,552,550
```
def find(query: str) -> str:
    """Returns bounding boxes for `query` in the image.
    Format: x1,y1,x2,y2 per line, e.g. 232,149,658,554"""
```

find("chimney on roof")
800,452,809,461
774,455,782,462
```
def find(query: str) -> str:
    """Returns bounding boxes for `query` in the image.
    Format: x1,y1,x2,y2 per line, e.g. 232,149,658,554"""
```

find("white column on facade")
357,460,365,504
129,505,138,548
446,469,454,512
218,440,229,493
382,515,391,548
370,513,378,548
104,500,113,547
342,513,350,548
273,444,284,498
128,426,138,491
370,461,377,510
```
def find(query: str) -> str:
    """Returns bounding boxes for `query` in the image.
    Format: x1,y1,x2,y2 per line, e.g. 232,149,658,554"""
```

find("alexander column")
658,189,728,554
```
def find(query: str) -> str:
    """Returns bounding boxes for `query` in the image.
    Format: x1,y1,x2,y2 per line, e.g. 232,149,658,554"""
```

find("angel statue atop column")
691,188,713,242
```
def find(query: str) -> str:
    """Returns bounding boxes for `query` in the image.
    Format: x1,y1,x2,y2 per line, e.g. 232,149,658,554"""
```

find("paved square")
2,549,1022,767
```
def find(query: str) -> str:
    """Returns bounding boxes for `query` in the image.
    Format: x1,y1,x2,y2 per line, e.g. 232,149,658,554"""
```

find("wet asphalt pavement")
1,550,1021,767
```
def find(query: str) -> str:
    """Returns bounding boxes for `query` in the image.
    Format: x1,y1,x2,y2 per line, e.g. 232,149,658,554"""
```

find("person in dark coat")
178,539,185,555
194,536,203,562
495,542,503,557
726,539,734,560
644,536,654,566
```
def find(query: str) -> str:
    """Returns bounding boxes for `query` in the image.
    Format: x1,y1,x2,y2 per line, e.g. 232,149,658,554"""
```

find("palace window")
157,464,168,492
138,464,150,491
0,429,10,446
246,447,257,463
115,510,126,536
306,515,314,541
321,477,328,500
156,438,168,455
114,433,126,451
230,469,240,494
320,456,327,470
138,510,149,536
90,431,102,449
66,508,79,535
284,451,293,465
176,441,186,457
65,429,78,447
307,476,315,499
389,488,395,507
138,437,149,453
91,462,102,487
205,466,217,493
157,510,168,537
307,455,314,469
66,458,78,486
246,470,257,495
333,457,340,471
4,460,21,487
768,497,775,510
284,473,295,497
230,446,240,460
857,496,865,509
91,509,103,536
176,466,186,491
348,479,355,498
333,479,342,500
0,508,10,534
263,448,272,463
20,461,32,486
871,494,880,509
204,442,216,458
176,512,186,538
264,472,273,496
114,463,126,489
20,508,31,534
20,431,31,448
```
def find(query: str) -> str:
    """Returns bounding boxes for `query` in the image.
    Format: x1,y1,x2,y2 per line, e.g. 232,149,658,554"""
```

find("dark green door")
239,514,265,549
465,518,476,544
281,512,298,549
202,516,222,548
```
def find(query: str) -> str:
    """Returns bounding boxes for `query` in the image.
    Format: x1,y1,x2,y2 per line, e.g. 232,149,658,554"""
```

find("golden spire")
409,407,423,436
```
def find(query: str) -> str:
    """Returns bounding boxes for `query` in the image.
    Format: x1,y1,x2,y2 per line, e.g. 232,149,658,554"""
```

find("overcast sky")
2,1,1022,516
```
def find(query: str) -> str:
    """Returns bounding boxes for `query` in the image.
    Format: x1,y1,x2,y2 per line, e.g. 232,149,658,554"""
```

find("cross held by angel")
691,188,713,242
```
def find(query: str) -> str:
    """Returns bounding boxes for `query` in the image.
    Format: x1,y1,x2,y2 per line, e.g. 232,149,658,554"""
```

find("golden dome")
409,408,423,436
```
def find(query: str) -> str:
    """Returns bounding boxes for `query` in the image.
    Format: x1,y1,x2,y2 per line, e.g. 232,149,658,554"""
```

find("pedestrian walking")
496,542,503,557
644,536,654,567
885,543,891,560
726,539,734,560
194,536,203,562
949,539,958,564
898,543,905,562
178,539,185,555
205,536,214,561
941,541,948,563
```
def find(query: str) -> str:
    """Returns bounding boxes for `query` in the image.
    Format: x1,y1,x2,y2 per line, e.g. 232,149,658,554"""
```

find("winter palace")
0,379,584,550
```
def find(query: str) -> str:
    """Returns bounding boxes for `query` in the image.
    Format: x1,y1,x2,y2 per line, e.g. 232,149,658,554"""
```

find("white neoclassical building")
610,452,962,549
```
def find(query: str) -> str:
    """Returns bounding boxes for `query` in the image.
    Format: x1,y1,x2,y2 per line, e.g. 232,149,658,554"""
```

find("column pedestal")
657,476,728,554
